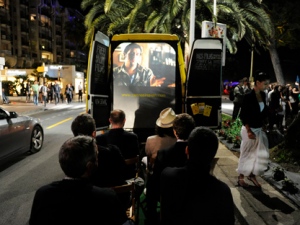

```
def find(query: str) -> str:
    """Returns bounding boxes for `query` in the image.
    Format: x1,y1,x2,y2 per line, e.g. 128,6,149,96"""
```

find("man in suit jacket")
145,113,196,224
71,114,126,188
29,136,128,225
160,127,235,225
97,109,139,179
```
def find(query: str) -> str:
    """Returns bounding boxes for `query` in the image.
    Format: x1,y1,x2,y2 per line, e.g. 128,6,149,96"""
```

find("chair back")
125,155,140,179
112,181,137,223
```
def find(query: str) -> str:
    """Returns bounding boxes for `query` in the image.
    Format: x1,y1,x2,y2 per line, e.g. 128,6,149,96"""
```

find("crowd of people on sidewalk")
2,80,83,106
228,75,300,133
22,80,83,106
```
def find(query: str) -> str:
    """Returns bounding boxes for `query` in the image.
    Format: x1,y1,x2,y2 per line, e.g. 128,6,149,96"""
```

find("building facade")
0,0,87,69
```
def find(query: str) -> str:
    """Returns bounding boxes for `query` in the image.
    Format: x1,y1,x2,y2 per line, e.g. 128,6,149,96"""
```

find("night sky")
59,0,82,11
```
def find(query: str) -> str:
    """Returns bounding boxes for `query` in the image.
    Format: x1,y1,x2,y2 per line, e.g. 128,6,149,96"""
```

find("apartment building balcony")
1,35,11,42
0,50,12,57
0,17,11,26
40,46,53,52
20,12,29,19
40,8,51,18
21,40,29,46
39,34,52,41
21,26,29,33
55,18,62,25
20,0,29,5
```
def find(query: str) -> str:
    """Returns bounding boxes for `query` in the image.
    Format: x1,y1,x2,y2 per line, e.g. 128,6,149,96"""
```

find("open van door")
185,38,223,129
86,31,111,129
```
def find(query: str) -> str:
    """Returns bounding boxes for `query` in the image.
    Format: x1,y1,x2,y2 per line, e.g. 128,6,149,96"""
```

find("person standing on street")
237,71,270,188
232,79,245,120
31,81,39,106
25,81,31,103
53,81,61,105
41,83,48,107
78,82,83,102
65,83,73,104
2,88,10,104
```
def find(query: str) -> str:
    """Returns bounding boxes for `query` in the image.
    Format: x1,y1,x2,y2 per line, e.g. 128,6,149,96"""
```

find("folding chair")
125,155,140,179
112,181,136,222
112,155,143,225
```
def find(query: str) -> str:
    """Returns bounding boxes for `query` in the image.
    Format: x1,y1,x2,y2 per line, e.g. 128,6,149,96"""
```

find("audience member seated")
71,114,126,187
143,107,177,172
145,113,196,224
97,109,139,179
29,136,128,225
71,114,131,213
160,127,235,225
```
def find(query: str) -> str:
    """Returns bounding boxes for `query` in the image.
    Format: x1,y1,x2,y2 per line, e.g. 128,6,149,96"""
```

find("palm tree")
81,0,284,83
262,0,300,85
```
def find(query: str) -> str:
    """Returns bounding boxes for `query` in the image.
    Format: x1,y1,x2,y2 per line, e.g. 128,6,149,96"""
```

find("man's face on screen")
126,48,142,68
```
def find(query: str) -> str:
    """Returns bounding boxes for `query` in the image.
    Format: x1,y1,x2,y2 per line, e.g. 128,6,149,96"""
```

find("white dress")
237,102,269,176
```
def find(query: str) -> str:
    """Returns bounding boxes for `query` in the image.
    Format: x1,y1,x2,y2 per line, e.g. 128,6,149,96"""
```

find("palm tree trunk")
269,39,285,85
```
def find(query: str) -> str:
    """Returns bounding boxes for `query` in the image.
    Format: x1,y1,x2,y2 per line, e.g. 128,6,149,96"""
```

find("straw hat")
156,108,176,128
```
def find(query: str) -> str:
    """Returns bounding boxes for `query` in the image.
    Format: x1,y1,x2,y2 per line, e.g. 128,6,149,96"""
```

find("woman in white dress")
237,71,270,188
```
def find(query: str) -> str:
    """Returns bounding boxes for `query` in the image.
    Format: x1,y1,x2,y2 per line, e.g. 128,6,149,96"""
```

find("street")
0,103,85,225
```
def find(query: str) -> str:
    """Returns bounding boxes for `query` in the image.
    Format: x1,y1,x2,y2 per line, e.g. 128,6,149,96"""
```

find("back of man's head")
173,113,195,140
110,109,125,126
188,127,219,164
71,114,96,137
59,136,98,179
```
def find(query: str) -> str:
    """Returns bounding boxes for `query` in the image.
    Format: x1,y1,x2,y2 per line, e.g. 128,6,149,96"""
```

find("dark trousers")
54,92,60,104
232,102,242,120
78,90,82,102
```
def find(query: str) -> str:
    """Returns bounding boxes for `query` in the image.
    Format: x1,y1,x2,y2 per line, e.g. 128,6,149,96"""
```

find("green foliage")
219,114,242,146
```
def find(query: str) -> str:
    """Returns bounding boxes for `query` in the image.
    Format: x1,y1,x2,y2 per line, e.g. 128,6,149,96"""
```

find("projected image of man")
114,43,165,87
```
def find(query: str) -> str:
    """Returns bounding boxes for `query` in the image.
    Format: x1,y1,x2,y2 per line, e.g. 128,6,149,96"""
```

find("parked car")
0,107,44,165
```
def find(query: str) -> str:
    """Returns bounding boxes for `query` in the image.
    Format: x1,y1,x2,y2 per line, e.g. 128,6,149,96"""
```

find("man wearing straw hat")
144,108,177,166
145,113,196,224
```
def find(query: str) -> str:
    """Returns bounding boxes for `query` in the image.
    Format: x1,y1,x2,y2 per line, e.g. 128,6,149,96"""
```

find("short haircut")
71,114,96,136
59,136,97,178
254,70,270,83
123,43,142,55
110,109,125,124
188,127,219,164
173,113,195,140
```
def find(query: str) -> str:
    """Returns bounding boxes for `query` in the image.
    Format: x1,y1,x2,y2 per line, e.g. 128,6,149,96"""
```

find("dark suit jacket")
160,165,235,225
93,144,126,187
96,128,139,179
29,179,127,225
240,89,269,128
147,141,188,201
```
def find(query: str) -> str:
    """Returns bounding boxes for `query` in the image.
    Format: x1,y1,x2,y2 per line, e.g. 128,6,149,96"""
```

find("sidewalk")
214,143,300,224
